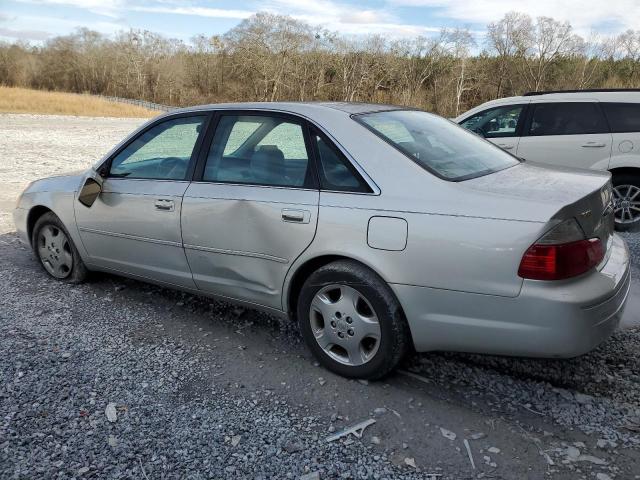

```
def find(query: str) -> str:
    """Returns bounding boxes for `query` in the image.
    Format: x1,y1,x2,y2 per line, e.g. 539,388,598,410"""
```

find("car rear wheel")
613,173,640,231
32,212,88,283
297,260,410,380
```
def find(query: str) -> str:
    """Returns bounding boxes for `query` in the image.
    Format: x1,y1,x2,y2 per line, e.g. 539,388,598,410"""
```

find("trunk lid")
462,162,614,243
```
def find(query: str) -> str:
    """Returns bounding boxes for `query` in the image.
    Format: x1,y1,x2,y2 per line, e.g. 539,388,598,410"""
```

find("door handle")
581,142,606,148
497,144,514,150
155,199,175,211
282,209,310,224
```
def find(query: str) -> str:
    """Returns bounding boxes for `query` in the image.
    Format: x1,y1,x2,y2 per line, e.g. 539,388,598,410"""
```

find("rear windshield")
355,110,519,181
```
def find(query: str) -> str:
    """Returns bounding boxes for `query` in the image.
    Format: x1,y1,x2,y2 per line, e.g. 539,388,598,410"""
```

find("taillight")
518,219,604,281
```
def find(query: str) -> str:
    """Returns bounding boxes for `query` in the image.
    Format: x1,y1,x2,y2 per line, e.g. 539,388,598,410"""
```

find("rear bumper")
393,233,630,358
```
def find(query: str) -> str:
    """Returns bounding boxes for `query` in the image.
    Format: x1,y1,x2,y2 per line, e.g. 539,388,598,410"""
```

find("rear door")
602,102,640,169
75,113,209,288
458,103,528,152
181,111,319,310
516,101,612,170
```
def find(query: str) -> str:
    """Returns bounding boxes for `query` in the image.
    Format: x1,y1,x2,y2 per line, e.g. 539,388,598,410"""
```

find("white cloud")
14,0,126,18
130,6,254,20
262,0,441,37
0,26,52,41
7,0,634,43
389,0,640,36
1,14,126,41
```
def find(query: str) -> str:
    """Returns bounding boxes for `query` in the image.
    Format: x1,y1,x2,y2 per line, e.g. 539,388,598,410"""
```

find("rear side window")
312,130,372,193
602,103,640,133
460,105,525,138
528,102,608,136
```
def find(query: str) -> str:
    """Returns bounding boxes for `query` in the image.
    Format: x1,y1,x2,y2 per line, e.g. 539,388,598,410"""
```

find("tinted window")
528,103,608,136
313,131,371,192
110,116,206,180
460,105,524,138
355,110,519,181
602,103,640,133
204,115,312,188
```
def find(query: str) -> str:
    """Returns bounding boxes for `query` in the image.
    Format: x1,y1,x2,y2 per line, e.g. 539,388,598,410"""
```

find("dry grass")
0,87,158,118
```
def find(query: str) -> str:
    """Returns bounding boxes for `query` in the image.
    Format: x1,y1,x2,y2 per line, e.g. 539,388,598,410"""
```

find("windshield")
355,110,519,181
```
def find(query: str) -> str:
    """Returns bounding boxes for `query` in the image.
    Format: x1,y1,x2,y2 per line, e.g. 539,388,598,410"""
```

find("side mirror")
78,177,102,208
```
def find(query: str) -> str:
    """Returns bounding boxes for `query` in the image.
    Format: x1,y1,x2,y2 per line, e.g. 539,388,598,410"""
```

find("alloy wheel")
309,284,381,366
613,184,640,225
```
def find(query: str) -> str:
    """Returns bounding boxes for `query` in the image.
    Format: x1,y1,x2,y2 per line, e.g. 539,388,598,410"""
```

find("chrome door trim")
183,243,289,264
78,227,182,247
188,180,318,193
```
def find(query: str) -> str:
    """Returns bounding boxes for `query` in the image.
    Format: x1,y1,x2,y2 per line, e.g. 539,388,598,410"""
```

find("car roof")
172,101,409,117
456,90,640,121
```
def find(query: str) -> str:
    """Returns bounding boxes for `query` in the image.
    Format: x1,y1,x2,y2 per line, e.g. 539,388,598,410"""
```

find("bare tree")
0,12,639,116
486,12,532,97
521,17,580,91
446,28,476,116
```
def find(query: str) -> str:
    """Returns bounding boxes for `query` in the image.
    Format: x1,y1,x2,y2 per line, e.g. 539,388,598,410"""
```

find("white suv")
455,89,640,230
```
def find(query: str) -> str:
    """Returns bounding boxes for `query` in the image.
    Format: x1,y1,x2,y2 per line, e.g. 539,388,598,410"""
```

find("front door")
75,114,209,288
516,101,612,170
181,112,319,310
458,103,528,153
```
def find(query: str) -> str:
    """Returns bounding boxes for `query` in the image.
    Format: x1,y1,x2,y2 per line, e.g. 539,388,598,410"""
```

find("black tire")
612,173,640,232
297,260,411,380
32,212,88,283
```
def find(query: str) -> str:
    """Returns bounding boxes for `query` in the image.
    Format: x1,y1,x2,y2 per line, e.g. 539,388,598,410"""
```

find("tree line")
1,11,639,117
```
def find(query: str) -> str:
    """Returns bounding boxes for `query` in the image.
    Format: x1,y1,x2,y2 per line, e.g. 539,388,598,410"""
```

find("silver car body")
13,102,631,358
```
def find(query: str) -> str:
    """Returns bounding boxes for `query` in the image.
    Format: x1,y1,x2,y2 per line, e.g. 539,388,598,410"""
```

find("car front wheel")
613,173,640,231
32,212,88,283
297,260,410,380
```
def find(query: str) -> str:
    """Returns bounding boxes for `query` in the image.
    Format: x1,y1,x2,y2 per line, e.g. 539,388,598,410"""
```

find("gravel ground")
1,113,640,479
0,248,427,480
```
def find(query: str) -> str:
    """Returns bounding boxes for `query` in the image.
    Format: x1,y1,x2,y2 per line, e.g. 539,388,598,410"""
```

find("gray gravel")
407,330,640,446
0,236,426,479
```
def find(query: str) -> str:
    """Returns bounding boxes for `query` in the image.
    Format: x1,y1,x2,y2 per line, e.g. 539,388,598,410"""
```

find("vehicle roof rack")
523,88,640,96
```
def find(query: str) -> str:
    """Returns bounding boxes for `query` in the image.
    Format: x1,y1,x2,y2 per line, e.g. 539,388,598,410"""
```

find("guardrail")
91,94,176,112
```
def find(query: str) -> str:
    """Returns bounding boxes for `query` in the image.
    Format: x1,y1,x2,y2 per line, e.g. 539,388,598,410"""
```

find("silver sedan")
13,102,630,379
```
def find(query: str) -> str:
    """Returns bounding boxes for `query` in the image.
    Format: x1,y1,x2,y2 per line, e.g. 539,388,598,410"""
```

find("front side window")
602,103,640,133
355,110,519,181
528,102,608,136
460,105,525,138
313,131,371,192
204,115,313,188
110,116,206,180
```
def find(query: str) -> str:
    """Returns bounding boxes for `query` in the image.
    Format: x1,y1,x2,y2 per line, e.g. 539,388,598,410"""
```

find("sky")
0,0,638,45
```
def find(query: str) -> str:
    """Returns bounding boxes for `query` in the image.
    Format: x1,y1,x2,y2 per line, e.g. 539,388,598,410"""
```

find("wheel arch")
284,254,402,320
609,166,640,179
26,205,54,246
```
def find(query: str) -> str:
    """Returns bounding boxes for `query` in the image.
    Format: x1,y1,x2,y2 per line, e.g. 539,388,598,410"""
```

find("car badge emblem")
579,209,592,220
